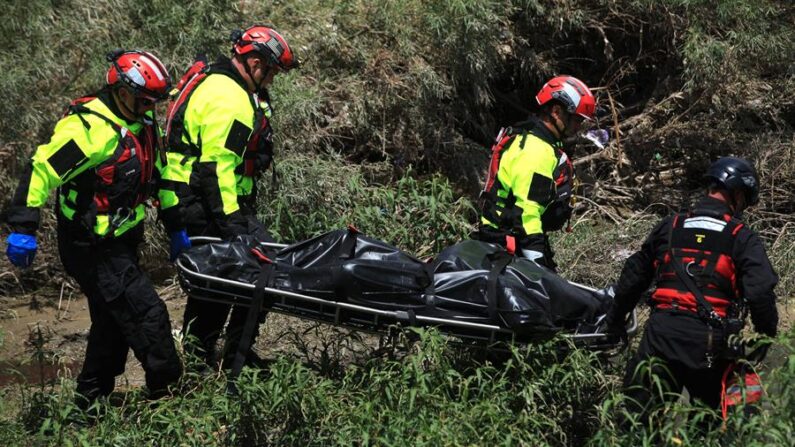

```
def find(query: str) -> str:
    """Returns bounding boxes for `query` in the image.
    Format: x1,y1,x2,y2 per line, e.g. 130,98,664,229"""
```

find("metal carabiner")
685,261,698,277
110,207,134,230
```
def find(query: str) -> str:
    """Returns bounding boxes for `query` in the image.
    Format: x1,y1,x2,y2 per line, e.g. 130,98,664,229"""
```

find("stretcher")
175,234,637,380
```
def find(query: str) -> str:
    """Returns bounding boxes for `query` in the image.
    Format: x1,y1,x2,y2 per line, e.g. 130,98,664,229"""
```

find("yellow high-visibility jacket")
159,57,274,238
7,90,162,240
480,117,574,243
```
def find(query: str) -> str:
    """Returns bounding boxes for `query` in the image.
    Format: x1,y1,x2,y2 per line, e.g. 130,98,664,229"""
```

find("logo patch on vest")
225,119,253,156
696,234,706,243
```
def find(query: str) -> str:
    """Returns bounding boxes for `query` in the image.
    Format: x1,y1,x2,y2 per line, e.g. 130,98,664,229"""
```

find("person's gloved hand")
6,233,37,268
169,230,191,262
605,321,628,346
602,306,628,346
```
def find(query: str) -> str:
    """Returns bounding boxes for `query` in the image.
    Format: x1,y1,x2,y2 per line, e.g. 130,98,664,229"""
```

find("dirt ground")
0,278,184,388
0,268,385,389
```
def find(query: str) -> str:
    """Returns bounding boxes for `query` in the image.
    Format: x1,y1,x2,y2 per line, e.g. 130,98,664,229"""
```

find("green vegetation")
2,328,794,446
259,153,475,256
1,0,793,445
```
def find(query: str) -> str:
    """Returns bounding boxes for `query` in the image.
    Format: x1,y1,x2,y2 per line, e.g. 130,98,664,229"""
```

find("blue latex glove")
169,230,191,262
6,233,37,268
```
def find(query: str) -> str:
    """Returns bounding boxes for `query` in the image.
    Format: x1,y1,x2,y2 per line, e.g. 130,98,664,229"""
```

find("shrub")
258,153,476,257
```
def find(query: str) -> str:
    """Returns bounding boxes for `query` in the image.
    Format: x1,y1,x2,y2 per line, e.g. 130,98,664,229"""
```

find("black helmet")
705,157,759,206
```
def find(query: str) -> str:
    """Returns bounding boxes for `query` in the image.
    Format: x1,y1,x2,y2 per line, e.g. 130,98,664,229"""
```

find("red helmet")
231,25,299,71
535,75,596,120
106,49,171,102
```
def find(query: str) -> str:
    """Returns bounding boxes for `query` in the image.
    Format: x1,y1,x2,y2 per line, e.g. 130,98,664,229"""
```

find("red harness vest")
67,97,158,217
651,212,744,318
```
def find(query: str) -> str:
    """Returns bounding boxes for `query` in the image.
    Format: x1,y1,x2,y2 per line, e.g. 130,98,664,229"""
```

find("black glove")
602,307,628,346
605,321,627,346
541,199,573,232
599,300,629,344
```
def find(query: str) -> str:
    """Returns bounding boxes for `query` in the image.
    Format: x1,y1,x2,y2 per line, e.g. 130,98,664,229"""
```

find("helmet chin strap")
114,88,141,120
731,193,747,218
718,189,744,218
256,70,269,93
548,110,567,138
241,56,256,92
241,55,272,94
731,203,744,218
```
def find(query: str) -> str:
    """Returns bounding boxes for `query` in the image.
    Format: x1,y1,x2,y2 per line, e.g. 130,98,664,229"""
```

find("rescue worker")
159,25,298,369
473,75,596,270
604,156,778,425
4,50,186,405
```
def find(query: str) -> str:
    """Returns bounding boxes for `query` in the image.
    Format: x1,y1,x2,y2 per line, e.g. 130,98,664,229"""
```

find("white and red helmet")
106,50,171,102
231,25,299,71
535,75,596,120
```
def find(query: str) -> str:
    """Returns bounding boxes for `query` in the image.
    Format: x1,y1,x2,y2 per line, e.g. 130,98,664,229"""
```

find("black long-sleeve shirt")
609,196,779,337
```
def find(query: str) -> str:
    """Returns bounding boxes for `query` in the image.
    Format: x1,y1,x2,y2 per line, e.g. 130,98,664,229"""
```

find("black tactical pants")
58,228,182,404
182,299,266,368
623,352,729,419
621,312,730,429
181,211,272,368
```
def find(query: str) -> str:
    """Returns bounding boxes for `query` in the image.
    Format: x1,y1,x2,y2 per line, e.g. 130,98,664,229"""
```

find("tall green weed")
7,328,794,446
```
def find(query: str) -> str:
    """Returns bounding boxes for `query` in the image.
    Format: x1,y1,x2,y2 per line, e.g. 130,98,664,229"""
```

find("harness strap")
70,104,123,132
667,213,733,327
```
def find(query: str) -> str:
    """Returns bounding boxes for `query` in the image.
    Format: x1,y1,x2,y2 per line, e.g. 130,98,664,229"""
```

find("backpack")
165,56,210,157
164,56,275,180
478,121,533,227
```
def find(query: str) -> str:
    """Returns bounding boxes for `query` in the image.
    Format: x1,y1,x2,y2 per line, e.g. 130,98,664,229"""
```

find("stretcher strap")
505,235,516,255
340,225,359,259
423,263,436,311
404,309,417,326
486,253,513,321
228,263,274,392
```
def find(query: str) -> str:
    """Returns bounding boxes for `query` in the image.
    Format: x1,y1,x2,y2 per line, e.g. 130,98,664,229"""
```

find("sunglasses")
136,96,159,107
